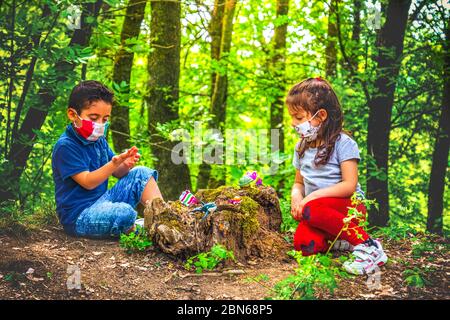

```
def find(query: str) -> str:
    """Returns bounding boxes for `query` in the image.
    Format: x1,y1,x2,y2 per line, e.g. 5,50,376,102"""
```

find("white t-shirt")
292,132,365,198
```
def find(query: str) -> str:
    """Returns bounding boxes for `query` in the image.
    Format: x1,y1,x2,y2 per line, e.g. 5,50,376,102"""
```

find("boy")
52,80,163,238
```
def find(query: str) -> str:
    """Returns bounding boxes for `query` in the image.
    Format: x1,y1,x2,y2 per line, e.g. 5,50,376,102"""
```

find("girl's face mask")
72,111,109,141
293,110,321,142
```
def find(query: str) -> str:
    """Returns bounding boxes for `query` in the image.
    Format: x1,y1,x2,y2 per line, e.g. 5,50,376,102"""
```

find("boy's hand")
112,146,140,169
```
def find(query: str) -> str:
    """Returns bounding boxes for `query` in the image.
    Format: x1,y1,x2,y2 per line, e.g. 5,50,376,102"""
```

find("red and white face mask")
72,113,109,141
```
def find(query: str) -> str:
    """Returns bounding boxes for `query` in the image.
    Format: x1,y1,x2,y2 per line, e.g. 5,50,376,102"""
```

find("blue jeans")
75,166,158,238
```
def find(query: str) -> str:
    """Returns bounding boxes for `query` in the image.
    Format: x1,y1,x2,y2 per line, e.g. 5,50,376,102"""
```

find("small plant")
325,193,377,251
244,273,270,284
272,251,350,300
3,271,25,288
411,242,438,259
403,267,431,288
184,244,236,274
272,192,374,300
4,272,16,282
119,225,153,254
373,222,419,241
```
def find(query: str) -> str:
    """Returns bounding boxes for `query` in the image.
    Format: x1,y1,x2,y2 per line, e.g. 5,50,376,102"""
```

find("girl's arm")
291,169,306,220
304,159,359,202
71,147,138,190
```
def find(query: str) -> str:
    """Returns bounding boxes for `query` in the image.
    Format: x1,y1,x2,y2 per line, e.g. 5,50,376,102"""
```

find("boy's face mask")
293,110,321,142
72,111,109,141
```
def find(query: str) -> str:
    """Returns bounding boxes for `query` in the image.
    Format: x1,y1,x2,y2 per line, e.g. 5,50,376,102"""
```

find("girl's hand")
112,146,140,169
291,196,304,221
292,192,320,221
300,192,320,210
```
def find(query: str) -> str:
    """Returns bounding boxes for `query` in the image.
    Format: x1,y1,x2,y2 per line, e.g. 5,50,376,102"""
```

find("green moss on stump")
196,186,236,202
239,196,260,239
219,196,260,240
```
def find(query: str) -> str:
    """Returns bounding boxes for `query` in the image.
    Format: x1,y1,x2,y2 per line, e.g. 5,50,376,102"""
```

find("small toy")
179,190,198,206
190,201,218,221
228,196,242,205
238,171,263,187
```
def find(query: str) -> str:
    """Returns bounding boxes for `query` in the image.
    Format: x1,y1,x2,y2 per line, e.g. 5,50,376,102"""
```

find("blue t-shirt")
292,132,365,198
52,124,115,235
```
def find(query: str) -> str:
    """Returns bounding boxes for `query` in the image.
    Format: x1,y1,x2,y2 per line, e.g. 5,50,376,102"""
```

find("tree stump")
143,185,289,262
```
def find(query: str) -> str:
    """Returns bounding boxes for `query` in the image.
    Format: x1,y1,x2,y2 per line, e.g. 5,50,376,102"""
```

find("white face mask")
293,110,321,142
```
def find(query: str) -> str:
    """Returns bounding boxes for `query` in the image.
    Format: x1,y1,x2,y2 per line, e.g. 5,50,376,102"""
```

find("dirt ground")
0,226,448,300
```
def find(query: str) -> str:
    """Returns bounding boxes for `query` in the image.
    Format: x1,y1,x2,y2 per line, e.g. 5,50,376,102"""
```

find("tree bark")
209,0,226,101
111,0,147,153
269,0,289,157
348,0,361,69
427,23,449,235
146,0,191,200
366,0,411,227
197,0,226,190
268,0,289,193
0,0,103,202
325,0,338,78
351,0,361,43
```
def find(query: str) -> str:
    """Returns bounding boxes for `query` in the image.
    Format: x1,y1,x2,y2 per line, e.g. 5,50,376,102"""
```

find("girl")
287,77,388,275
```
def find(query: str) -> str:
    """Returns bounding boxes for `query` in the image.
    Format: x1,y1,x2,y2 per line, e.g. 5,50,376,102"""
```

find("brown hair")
286,77,352,166
68,80,114,114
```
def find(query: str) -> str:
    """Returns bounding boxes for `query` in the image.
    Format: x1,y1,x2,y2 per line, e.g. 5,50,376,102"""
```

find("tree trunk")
146,0,191,200
351,0,361,43
111,0,147,153
211,0,236,137
269,0,289,157
427,23,449,235
0,0,103,202
325,0,338,78
348,0,361,69
268,0,289,193
144,186,287,262
198,0,237,190
197,0,226,190
366,0,411,227
209,0,226,101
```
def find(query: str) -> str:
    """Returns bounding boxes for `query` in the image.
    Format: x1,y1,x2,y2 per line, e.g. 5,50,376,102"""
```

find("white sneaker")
343,239,388,275
331,240,354,252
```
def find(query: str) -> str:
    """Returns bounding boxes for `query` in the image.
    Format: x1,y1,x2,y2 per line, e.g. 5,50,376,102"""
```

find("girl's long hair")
286,77,352,166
